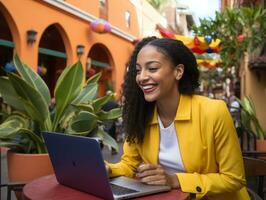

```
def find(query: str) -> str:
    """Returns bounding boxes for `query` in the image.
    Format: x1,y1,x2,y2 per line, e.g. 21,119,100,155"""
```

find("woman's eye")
149,67,158,72
136,68,141,74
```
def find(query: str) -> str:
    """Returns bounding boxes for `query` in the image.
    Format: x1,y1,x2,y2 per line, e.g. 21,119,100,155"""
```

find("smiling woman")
106,37,250,200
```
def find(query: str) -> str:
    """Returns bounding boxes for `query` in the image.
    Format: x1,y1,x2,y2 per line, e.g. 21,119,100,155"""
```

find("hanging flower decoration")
197,59,221,69
204,35,213,44
156,24,175,39
156,24,221,55
91,19,111,34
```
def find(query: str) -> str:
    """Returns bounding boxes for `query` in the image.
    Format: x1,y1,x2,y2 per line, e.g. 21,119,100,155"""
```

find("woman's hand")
135,164,180,189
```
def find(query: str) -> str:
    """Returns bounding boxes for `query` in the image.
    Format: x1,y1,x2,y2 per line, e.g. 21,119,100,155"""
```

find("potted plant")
0,55,121,198
238,96,266,152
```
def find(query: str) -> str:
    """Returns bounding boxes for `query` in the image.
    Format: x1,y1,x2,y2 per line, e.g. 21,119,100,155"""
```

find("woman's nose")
139,70,148,81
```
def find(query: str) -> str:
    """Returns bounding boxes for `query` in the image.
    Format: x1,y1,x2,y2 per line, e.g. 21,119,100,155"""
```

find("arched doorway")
0,10,14,76
87,43,114,97
38,24,67,96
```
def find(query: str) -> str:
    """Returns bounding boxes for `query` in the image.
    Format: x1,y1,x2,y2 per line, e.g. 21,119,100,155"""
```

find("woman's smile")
140,83,158,94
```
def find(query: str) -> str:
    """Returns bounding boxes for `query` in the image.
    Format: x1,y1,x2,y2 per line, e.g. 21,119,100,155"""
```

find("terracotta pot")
7,151,54,199
256,139,266,160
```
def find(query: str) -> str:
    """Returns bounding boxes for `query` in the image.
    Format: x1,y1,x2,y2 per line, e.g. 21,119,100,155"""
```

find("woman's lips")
141,85,157,94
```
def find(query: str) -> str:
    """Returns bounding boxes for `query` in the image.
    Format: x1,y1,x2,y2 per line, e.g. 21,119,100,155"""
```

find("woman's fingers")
137,163,158,173
136,164,167,185
136,167,164,178
140,174,167,185
135,163,180,188
136,164,161,177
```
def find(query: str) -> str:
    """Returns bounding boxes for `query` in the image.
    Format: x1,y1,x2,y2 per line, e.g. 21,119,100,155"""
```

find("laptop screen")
43,132,114,200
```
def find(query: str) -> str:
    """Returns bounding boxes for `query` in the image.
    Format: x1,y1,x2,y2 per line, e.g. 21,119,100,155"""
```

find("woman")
107,37,249,199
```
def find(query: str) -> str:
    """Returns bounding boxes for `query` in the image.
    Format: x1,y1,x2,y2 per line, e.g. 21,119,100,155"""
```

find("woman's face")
136,45,182,102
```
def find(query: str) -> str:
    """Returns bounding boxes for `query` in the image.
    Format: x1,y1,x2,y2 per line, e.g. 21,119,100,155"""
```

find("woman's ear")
174,64,184,80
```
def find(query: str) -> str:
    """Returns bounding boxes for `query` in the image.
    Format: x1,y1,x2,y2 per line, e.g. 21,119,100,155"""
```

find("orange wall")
64,0,139,36
108,0,139,36
0,0,139,96
66,0,99,17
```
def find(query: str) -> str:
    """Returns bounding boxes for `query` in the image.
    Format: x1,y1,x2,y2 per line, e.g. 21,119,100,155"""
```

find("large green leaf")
0,127,21,139
13,54,51,107
93,95,113,112
18,128,46,153
72,82,98,104
238,96,266,139
70,111,98,133
60,109,77,130
72,104,94,113
53,61,83,131
0,123,46,153
0,77,25,111
242,97,254,116
98,108,122,121
86,72,102,85
0,113,28,128
0,114,29,147
8,73,50,125
94,127,119,152
58,83,98,128
59,83,98,129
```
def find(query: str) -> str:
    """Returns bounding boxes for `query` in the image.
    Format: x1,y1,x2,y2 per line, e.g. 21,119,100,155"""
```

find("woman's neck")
156,92,180,127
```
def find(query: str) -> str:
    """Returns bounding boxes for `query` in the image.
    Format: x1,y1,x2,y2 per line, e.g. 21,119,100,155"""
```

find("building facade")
136,0,167,37
221,0,266,129
0,0,142,96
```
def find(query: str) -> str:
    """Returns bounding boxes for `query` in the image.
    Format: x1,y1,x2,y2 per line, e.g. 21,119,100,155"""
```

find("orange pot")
7,151,54,199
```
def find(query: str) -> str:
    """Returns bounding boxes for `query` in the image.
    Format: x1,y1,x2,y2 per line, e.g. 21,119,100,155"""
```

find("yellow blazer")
108,95,250,200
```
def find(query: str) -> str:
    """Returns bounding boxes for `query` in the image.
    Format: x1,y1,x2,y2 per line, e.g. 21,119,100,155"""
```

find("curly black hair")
122,37,199,144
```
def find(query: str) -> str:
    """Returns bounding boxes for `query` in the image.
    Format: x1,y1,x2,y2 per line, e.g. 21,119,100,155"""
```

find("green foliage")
0,55,121,153
193,6,266,70
237,96,266,140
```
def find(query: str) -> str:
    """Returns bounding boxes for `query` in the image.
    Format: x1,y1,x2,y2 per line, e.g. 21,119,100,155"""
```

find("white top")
158,115,185,173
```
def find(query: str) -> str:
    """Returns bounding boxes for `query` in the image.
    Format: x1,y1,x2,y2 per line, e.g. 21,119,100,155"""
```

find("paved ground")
0,142,123,200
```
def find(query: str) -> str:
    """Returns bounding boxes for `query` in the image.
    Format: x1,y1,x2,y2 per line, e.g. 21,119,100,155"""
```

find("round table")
23,174,189,200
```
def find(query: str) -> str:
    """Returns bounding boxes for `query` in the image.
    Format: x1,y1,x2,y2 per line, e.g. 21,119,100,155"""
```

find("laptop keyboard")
110,183,139,195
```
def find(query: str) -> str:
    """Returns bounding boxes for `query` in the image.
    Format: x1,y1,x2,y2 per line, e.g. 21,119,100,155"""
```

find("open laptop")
43,132,170,200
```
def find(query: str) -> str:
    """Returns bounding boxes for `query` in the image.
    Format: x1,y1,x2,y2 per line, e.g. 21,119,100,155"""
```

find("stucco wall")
241,54,266,129
0,0,139,95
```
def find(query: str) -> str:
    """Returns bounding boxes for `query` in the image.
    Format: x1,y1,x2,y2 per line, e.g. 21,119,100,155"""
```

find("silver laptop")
43,132,170,200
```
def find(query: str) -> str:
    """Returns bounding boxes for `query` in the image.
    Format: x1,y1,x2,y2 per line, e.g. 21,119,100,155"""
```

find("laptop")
43,132,171,200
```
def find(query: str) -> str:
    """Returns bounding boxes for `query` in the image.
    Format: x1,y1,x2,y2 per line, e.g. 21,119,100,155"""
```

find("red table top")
23,175,189,200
